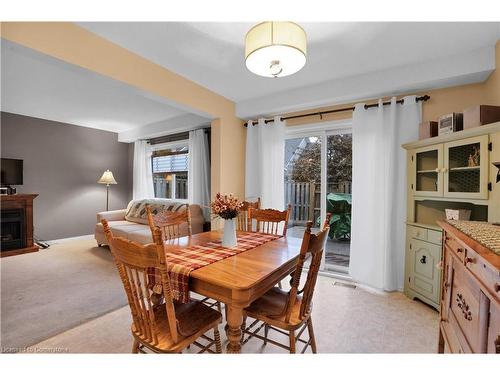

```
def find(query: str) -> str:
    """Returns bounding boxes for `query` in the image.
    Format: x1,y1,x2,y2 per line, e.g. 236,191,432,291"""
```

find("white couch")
95,198,205,246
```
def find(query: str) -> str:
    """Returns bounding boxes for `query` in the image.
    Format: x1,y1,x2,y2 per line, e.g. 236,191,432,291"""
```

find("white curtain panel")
132,140,154,200
245,116,285,210
188,128,211,220
350,96,421,291
245,120,261,201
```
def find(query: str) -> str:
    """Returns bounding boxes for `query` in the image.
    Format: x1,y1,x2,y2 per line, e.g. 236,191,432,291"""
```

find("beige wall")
210,117,246,195
485,40,500,105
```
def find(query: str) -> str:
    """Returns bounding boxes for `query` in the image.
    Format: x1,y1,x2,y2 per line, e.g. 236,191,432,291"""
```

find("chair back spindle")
236,198,260,231
102,219,180,345
285,214,330,322
146,204,192,242
248,204,291,236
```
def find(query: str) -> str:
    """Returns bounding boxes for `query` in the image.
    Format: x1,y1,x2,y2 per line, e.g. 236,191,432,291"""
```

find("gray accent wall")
1,112,133,240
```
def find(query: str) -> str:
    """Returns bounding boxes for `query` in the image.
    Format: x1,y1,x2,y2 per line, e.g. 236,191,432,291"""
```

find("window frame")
150,139,190,202
285,119,353,274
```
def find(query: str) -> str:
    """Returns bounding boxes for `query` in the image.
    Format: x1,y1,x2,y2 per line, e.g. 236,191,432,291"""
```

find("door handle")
420,255,427,264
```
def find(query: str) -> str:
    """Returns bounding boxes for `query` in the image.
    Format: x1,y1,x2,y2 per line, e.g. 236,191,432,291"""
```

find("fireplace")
1,209,26,251
0,194,38,257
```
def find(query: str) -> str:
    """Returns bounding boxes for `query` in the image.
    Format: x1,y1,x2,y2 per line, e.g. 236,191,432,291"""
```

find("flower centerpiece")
210,193,243,247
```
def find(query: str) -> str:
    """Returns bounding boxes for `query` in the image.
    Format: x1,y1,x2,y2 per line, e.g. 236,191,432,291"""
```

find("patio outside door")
284,124,352,274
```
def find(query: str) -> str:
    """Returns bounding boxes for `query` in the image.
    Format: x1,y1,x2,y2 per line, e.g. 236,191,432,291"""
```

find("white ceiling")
79,22,500,115
0,39,195,133
1,22,499,136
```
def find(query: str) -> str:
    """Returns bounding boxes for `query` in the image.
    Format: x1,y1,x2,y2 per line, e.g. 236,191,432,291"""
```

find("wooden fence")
285,181,351,225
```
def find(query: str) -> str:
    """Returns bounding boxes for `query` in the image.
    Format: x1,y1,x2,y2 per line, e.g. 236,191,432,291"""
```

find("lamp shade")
97,170,117,185
245,21,307,78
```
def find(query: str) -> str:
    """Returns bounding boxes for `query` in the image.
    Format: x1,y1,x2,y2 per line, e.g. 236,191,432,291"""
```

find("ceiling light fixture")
245,21,307,78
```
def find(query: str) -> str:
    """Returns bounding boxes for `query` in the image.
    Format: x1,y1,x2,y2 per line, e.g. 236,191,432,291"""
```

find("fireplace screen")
1,209,25,251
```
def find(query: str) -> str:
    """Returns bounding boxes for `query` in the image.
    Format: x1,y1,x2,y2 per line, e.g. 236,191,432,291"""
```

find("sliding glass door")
325,133,352,272
284,123,352,274
284,136,322,241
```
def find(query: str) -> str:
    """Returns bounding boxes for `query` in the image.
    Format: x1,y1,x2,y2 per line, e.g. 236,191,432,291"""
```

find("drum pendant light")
245,21,307,78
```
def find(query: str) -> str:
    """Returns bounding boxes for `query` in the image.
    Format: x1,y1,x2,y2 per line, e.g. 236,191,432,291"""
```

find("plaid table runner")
148,232,282,303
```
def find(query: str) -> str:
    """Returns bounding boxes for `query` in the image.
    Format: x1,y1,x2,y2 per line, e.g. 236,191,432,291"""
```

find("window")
151,142,189,200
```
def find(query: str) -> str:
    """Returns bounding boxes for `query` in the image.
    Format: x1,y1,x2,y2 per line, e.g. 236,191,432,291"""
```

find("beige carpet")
1,237,127,351
2,236,440,353
29,276,440,353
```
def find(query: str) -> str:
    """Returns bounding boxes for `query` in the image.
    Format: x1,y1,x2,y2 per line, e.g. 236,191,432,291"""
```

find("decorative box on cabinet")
404,223,442,310
463,105,500,130
437,221,500,354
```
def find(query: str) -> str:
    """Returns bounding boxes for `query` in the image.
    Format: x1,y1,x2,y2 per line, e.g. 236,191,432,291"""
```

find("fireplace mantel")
0,194,38,257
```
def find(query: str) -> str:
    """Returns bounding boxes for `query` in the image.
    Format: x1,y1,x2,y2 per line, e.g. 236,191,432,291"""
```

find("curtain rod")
244,95,430,127
145,126,211,144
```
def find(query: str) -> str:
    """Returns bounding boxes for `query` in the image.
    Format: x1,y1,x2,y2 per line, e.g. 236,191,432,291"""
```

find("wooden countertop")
438,220,500,271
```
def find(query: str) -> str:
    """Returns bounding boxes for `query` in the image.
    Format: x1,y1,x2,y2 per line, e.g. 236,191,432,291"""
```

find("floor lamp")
98,169,117,211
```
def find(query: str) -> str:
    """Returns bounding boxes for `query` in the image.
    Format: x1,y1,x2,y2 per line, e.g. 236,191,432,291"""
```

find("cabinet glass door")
414,145,443,197
444,135,489,199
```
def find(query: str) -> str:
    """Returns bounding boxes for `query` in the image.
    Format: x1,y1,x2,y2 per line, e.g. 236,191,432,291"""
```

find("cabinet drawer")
487,301,500,353
427,230,442,245
444,235,466,262
464,247,500,298
449,262,488,352
441,248,455,321
441,321,467,353
408,226,428,241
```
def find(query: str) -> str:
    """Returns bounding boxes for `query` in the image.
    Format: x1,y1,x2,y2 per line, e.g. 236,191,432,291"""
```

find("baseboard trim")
47,234,94,245
355,283,388,296
317,271,400,296
318,270,353,282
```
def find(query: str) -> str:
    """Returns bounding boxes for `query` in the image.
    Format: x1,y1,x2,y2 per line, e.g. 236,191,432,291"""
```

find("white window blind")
152,153,189,173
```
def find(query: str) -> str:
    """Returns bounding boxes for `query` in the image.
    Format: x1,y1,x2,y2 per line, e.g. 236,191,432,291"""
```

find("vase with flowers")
210,193,243,247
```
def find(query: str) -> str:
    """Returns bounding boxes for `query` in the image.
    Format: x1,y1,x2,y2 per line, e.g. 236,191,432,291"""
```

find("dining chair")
248,204,292,288
247,204,292,235
240,215,331,354
101,219,223,354
236,198,261,231
146,205,192,241
146,205,222,314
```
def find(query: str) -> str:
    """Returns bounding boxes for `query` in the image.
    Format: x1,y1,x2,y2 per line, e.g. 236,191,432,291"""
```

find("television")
1,158,23,185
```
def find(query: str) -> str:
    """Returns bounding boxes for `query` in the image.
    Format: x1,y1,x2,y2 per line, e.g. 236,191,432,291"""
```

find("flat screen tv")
1,158,23,185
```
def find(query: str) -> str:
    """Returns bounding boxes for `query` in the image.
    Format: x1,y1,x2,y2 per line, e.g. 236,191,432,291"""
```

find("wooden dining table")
163,229,302,353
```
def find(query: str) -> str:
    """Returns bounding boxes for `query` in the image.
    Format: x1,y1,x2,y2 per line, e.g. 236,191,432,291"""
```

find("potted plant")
210,193,243,247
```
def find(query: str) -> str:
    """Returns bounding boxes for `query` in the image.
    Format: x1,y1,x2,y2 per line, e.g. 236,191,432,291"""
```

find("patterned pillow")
125,199,187,224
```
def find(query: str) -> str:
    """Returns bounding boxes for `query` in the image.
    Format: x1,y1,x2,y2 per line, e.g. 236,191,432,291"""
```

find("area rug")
0,237,127,352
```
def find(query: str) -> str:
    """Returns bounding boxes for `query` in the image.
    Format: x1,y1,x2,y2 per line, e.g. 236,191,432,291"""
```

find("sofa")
95,198,205,246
